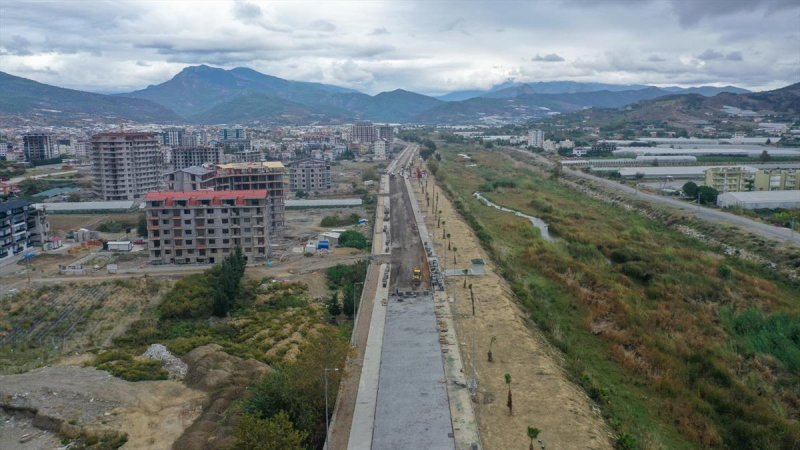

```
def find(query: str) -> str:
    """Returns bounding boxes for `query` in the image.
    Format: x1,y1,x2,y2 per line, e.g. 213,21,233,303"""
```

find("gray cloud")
532,53,565,62
647,55,666,62
232,1,262,19
726,51,743,61
697,49,725,61
310,20,336,32
369,27,390,36
697,49,744,61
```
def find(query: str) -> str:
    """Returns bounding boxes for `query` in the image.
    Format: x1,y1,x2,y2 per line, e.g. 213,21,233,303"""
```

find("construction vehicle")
412,266,422,286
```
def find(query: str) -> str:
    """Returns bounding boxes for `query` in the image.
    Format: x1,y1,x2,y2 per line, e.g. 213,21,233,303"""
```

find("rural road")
507,147,800,245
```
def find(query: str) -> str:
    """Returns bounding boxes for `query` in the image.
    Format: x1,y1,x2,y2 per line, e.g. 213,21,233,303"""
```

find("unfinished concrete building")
144,190,270,265
91,132,162,200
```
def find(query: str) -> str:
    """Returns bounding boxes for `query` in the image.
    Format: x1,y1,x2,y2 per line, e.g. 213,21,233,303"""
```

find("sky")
1,0,798,95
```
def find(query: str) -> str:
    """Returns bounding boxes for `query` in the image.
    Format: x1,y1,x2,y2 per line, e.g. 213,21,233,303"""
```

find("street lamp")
352,281,365,345
324,367,340,450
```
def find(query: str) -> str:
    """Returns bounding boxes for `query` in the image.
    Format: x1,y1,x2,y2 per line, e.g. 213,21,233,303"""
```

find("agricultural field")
431,143,800,449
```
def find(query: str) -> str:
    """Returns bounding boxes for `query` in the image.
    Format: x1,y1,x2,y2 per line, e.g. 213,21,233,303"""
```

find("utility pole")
351,281,364,345
324,367,339,450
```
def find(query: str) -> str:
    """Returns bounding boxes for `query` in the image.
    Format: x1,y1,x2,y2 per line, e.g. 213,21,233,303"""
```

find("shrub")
320,213,360,227
235,412,307,450
620,261,653,283
609,248,640,264
94,352,169,381
338,230,369,250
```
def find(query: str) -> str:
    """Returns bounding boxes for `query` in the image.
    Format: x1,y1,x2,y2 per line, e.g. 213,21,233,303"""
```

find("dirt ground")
0,366,205,450
411,167,614,449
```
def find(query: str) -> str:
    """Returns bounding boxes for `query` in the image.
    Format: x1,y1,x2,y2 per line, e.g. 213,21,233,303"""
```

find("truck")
412,266,422,286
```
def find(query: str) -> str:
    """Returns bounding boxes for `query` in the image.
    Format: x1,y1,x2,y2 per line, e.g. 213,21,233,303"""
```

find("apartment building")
351,122,377,144
704,167,755,193
144,190,269,265
91,132,162,200
23,133,56,162
754,169,798,191
372,140,388,160
287,158,331,193
172,146,224,170
0,200,49,263
165,166,216,191
527,129,544,148
213,162,286,233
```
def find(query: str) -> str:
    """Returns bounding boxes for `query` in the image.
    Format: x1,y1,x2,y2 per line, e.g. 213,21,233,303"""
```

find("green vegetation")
337,229,369,250
93,350,168,381
234,412,306,450
242,328,350,449
434,143,800,449
158,248,245,319
326,261,367,319
0,160,25,180
97,219,136,233
320,213,360,227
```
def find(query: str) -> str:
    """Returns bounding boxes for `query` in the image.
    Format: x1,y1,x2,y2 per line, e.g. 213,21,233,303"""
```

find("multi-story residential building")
213,162,285,233
527,129,544,148
23,133,56,162
351,122,377,144
161,127,187,147
172,146,224,170
91,132,162,200
165,166,216,191
377,125,394,143
754,169,798,191
287,158,331,193
144,190,270,265
372,139,388,160
219,128,247,140
0,199,49,263
704,167,755,193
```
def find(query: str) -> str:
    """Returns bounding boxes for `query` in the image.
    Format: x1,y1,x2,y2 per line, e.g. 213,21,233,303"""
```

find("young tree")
488,335,497,362
452,246,458,264
447,233,451,250
442,222,446,239
760,149,771,162
462,268,468,289
527,427,541,450
505,373,513,415
469,283,476,315
697,186,719,204
137,213,147,237
326,293,342,317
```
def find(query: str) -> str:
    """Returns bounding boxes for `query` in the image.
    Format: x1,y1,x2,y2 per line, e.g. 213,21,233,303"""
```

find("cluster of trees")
682,181,719,204
158,248,247,319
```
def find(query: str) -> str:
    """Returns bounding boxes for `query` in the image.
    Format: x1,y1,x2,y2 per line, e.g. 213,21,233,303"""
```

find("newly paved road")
508,147,800,245
371,147,454,450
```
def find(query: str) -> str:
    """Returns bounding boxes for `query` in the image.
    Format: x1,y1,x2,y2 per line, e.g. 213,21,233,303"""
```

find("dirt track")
414,166,614,449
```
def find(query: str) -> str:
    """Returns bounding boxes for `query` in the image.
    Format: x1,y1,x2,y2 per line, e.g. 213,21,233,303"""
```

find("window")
184,220,191,224
184,209,190,214
209,239,216,244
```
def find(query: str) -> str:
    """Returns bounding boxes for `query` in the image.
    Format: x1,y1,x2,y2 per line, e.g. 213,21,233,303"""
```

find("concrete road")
507,148,800,245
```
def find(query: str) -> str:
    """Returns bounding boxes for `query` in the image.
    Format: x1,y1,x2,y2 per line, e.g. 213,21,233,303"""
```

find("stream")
473,192,554,241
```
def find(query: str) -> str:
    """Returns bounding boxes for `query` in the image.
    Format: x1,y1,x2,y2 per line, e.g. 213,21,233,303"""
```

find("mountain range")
0,65,780,126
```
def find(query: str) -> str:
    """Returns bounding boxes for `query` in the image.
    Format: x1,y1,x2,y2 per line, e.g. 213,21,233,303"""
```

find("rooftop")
0,199,33,213
35,201,135,212
173,166,214,176
717,190,800,202
145,190,268,206
216,161,284,171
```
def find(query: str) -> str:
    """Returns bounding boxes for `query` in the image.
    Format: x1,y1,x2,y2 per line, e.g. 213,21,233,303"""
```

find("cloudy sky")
1,0,798,95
